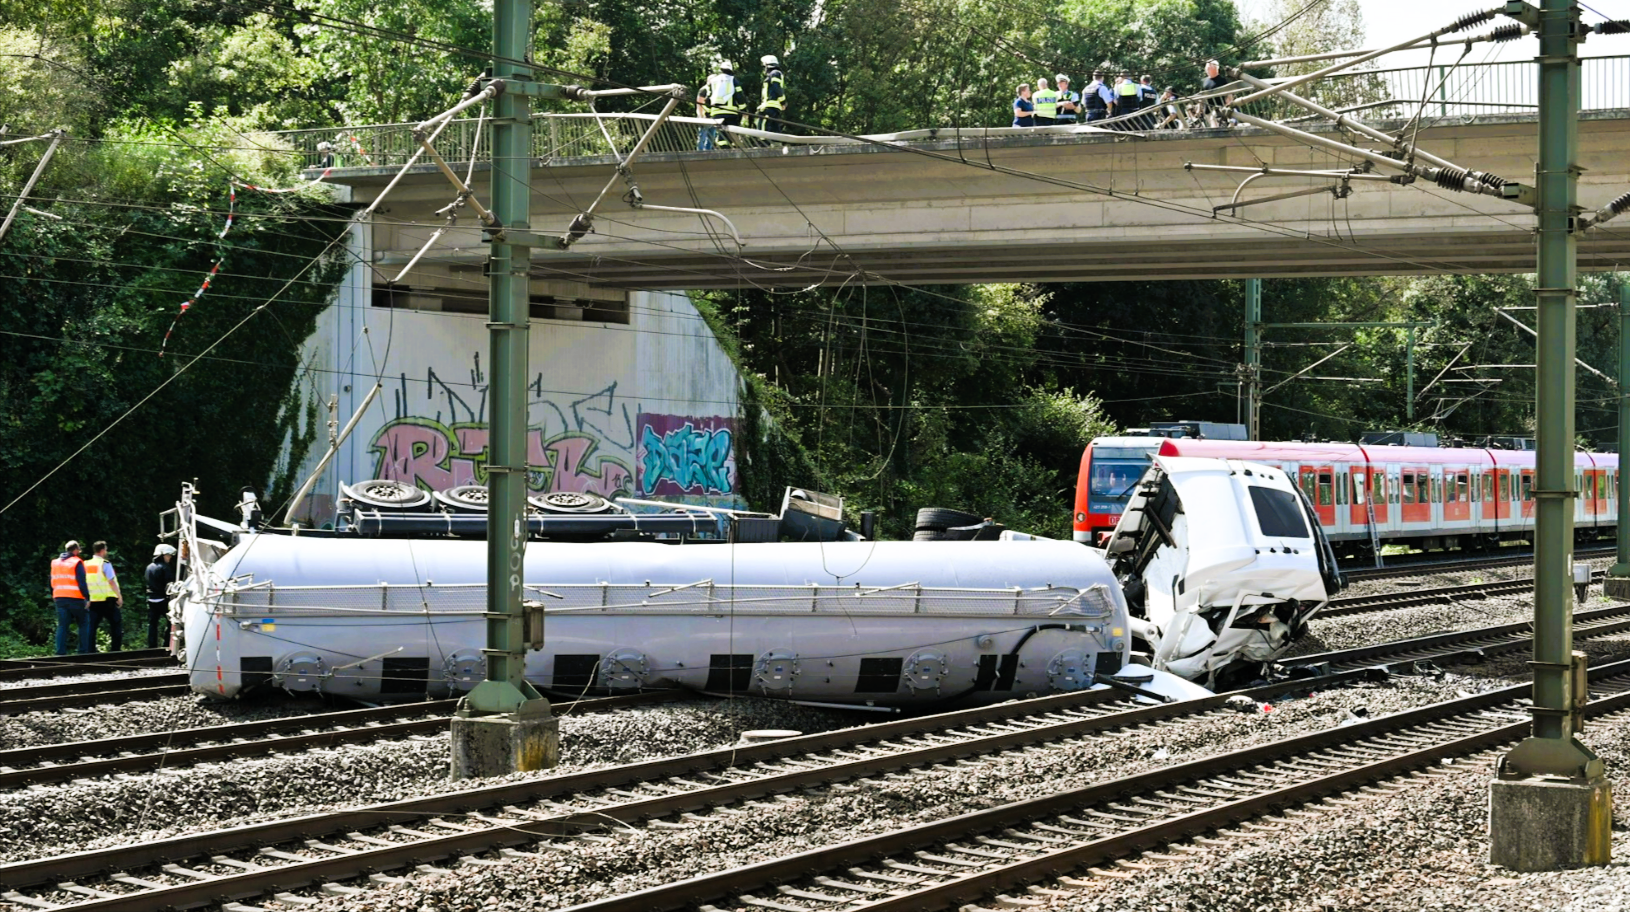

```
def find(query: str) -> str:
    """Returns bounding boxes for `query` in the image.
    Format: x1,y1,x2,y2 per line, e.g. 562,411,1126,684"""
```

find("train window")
1374,471,1387,504
1250,486,1310,538
1299,471,1316,501
1521,474,1533,501
1456,472,1469,504
1353,473,1365,504
1483,472,1495,502
1318,472,1333,507
1499,473,1511,501
1335,473,1348,505
1401,473,1415,504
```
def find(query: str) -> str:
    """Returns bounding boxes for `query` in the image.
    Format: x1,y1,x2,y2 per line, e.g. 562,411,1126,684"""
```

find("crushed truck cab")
1104,455,1343,689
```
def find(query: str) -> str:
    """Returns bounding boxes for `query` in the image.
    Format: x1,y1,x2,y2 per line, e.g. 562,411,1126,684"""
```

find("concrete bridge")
312,108,1630,293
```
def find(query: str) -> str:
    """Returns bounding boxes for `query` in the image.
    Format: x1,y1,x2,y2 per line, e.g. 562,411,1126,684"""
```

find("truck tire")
915,507,982,532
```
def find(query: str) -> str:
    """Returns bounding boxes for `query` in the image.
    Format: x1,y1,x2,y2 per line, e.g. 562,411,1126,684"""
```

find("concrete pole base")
1602,573,1630,601
1489,777,1613,871
450,712,560,779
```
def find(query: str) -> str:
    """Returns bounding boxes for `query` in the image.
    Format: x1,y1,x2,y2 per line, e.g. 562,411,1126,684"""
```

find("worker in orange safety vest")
50,540,93,654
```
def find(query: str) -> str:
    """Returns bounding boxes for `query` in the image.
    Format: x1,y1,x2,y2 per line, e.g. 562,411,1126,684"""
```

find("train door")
1349,466,1371,529
1481,469,1498,532
1589,469,1608,522
1400,466,1431,527
1520,470,1536,520
1443,467,1470,525
1494,468,1511,522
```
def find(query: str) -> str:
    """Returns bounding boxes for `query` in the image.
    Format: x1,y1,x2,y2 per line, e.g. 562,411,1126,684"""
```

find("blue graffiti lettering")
640,423,733,494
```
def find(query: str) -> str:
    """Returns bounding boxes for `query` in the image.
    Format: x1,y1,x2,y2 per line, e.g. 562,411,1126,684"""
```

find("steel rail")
0,655,174,684
1340,545,1613,582
1283,603,1630,673
0,674,189,716
11,635,1621,908
555,659,1630,912
0,648,168,669
0,692,683,789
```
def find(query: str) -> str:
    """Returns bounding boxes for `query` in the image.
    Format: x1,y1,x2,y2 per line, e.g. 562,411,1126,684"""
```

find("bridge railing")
273,55,1630,170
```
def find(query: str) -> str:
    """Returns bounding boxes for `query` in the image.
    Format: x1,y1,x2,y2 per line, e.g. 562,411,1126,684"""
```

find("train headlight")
1075,512,1086,523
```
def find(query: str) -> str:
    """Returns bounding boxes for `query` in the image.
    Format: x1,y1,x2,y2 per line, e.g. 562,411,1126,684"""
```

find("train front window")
1087,448,1155,510
1250,487,1309,538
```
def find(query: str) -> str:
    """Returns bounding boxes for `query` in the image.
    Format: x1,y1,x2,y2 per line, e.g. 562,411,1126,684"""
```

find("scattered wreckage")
165,455,1339,708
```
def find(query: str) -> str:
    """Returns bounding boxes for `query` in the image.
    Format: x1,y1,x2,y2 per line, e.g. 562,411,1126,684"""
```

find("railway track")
0,673,189,717
553,659,1630,912
0,650,173,684
7,619,1628,911
1319,569,1614,618
1340,545,1613,583
9,598,1630,792
0,691,682,789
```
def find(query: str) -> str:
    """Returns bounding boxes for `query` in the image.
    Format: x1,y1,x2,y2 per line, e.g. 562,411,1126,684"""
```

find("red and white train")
1073,436,1619,555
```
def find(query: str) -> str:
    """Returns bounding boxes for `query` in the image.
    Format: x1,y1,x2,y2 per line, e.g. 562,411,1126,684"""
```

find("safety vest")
1138,84,1158,107
1054,90,1080,122
760,71,785,112
84,556,115,601
1115,81,1139,109
1083,82,1108,113
1032,87,1058,119
706,73,741,115
51,556,84,599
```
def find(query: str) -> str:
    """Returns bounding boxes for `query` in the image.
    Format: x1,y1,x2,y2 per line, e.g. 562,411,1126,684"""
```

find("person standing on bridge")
50,540,92,655
1137,75,1159,129
1081,72,1113,123
1113,73,1139,126
1200,59,1227,128
1012,83,1035,127
757,55,787,134
84,540,124,652
696,61,741,151
1032,76,1057,127
1053,75,1080,125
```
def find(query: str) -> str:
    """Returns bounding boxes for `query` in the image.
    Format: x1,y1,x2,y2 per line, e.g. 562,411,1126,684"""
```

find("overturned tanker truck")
168,455,1340,707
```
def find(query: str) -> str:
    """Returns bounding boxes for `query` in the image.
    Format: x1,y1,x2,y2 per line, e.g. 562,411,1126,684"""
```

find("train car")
1076,437,1619,557
1072,436,1165,542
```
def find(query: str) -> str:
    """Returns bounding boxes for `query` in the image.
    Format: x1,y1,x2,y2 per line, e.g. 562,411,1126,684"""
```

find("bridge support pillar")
1491,0,1611,871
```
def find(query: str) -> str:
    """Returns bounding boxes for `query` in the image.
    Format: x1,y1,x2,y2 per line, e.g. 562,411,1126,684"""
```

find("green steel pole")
464,0,550,719
1246,278,1261,440
1528,0,1580,747
1407,326,1416,422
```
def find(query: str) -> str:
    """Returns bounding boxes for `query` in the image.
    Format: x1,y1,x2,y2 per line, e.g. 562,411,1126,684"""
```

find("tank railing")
217,581,1111,616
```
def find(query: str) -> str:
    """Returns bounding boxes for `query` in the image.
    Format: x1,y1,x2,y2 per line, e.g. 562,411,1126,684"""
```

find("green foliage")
0,117,346,650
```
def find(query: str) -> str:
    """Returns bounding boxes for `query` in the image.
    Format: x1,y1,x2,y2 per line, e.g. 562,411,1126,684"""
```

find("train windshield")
1088,448,1156,509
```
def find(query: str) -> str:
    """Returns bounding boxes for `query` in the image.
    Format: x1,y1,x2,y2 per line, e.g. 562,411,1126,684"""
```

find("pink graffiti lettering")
371,419,632,498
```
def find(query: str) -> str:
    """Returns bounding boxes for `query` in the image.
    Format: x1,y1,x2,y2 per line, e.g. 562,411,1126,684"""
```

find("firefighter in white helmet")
696,60,742,150
757,54,787,134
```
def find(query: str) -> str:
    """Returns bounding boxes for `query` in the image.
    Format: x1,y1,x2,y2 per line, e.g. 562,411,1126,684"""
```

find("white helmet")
1055,73,1070,83
718,59,734,72
153,543,177,557
761,54,780,68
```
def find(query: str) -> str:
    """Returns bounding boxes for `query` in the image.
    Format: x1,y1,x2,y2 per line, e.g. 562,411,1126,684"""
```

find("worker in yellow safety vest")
1113,73,1140,126
84,540,124,652
1032,76,1058,127
757,55,787,134
50,540,92,654
697,61,741,151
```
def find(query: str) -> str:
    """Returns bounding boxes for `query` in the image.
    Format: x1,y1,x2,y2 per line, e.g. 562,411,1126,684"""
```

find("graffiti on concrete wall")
369,352,636,497
637,413,737,496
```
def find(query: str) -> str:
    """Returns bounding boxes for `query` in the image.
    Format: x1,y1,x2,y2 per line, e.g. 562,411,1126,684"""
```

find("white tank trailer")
170,455,1339,707
181,536,1130,707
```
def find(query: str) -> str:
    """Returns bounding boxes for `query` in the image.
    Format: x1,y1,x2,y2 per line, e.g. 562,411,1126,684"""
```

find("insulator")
1598,20,1630,35
1489,24,1523,43
1608,191,1630,217
1449,10,1496,33
1474,170,1507,189
1434,166,1470,191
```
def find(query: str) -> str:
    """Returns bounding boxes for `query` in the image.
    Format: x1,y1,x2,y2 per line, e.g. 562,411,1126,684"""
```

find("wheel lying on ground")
342,479,433,511
527,491,617,514
914,507,982,532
